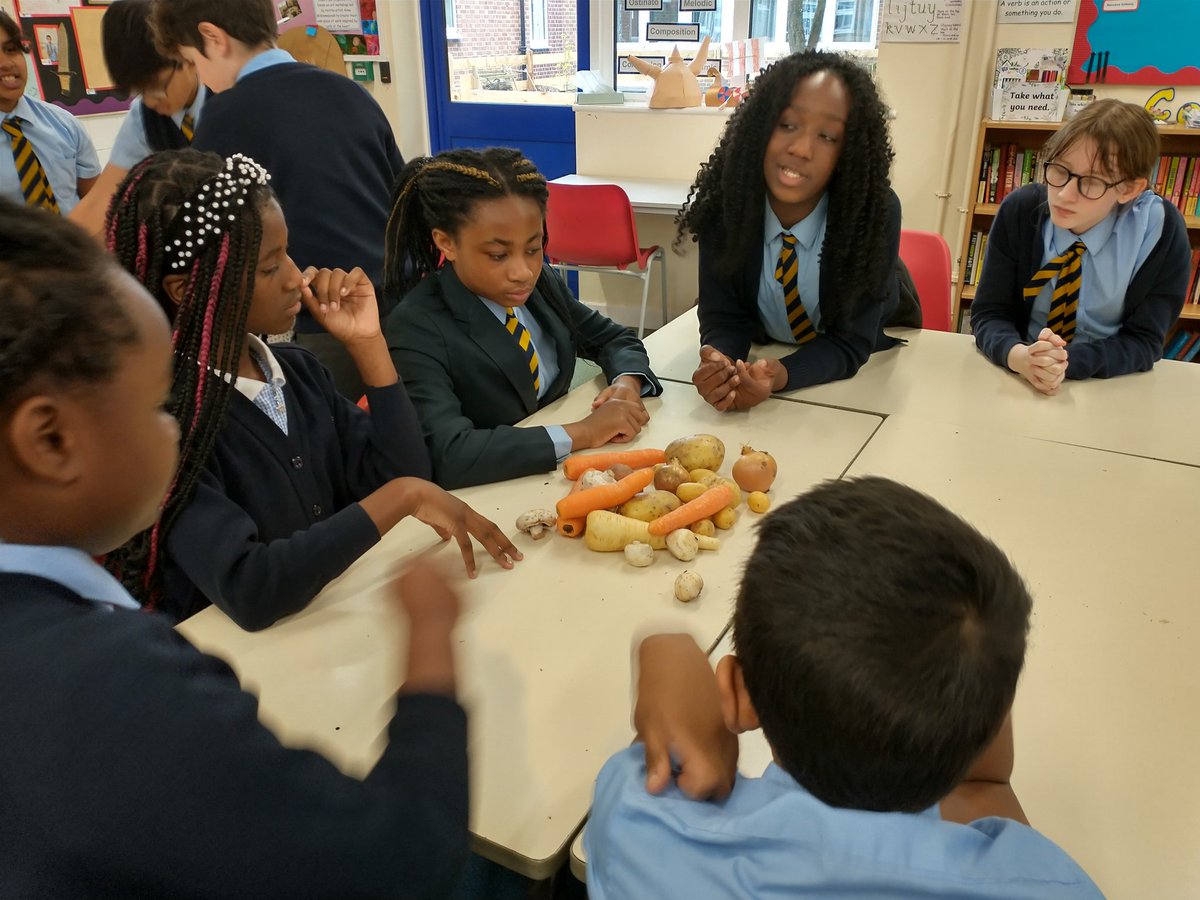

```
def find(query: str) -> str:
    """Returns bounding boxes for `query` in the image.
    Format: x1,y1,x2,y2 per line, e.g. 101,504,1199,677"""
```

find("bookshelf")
956,119,1200,361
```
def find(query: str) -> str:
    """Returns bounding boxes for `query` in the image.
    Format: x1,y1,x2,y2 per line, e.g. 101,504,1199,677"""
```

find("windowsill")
527,41,550,51
445,28,461,41
575,98,736,115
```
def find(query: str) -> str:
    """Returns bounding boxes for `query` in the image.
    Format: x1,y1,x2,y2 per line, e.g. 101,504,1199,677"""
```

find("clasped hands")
692,346,787,411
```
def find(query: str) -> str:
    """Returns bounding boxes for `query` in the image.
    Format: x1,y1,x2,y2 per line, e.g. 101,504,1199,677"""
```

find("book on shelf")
1165,330,1190,358
976,143,1042,206
1147,154,1200,220
1172,332,1200,361
1184,335,1200,362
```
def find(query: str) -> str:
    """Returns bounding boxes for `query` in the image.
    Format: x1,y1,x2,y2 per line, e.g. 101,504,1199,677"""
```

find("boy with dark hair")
68,0,208,236
153,0,404,398
587,477,1102,898
0,197,468,895
0,11,99,214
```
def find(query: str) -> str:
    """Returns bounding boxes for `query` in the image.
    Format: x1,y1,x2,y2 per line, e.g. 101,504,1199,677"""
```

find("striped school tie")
1023,240,1085,343
775,233,816,344
180,113,195,143
504,307,541,393
2,117,59,213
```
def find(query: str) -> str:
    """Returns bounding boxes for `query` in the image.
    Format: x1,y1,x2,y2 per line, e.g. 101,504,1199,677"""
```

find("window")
614,0,734,94
750,0,879,55
528,0,549,50
444,0,459,40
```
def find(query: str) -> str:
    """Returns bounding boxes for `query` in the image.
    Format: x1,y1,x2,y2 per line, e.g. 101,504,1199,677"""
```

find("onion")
731,445,777,493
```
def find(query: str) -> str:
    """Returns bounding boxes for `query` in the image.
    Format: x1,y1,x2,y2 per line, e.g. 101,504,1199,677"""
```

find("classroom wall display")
879,0,963,43
11,0,131,114
1068,0,1200,86
992,47,1068,122
996,0,1075,24
278,0,380,58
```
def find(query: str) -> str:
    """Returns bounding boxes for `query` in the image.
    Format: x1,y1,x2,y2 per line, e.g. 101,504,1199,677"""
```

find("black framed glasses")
1042,162,1124,200
137,62,180,102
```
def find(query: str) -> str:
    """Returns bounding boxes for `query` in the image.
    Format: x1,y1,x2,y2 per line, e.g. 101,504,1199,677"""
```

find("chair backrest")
545,183,641,268
898,229,953,332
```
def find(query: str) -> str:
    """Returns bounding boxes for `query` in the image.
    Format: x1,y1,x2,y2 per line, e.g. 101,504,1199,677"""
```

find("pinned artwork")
626,36,711,109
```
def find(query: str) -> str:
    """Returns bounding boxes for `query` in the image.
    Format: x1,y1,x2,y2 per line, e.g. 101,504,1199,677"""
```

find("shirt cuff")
545,425,572,463
612,373,653,397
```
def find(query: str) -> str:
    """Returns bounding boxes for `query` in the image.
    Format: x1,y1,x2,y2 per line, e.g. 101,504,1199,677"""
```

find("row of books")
1151,155,1200,218
962,230,990,286
1164,328,1200,362
975,144,1044,205
1184,248,1200,306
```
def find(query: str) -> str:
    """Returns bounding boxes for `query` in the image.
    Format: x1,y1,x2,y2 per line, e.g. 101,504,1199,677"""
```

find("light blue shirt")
0,542,139,610
0,95,100,214
1027,190,1164,343
108,90,207,170
236,48,297,82
234,335,289,435
758,194,828,343
586,745,1103,900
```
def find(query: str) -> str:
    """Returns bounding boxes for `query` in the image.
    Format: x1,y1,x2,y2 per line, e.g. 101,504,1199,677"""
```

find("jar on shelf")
1065,87,1095,120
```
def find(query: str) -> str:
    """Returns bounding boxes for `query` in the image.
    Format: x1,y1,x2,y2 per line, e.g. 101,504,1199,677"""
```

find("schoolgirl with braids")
104,148,520,630
384,147,663,490
678,50,904,410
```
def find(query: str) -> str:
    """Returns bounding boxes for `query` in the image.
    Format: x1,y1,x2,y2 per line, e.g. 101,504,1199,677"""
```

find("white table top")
647,307,1200,467
843,414,1200,899
177,379,882,879
549,173,692,214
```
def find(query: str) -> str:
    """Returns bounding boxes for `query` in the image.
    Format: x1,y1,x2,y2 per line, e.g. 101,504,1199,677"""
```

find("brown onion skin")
732,446,777,493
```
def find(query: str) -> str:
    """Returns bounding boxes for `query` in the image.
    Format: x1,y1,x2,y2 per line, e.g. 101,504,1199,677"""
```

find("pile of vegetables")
516,434,778,605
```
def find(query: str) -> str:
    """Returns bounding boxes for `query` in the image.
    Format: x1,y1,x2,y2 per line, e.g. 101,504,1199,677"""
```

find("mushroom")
665,528,699,562
624,541,654,568
515,508,557,540
579,469,617,491
674,570,703,602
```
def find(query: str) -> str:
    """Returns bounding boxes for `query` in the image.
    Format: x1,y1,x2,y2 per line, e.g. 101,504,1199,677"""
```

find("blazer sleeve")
1065,201,1190,379
27,614,468,897
167,467,383,631
388,310,560,490
696,234,756,363
971,190,1035,368
776,191,902,390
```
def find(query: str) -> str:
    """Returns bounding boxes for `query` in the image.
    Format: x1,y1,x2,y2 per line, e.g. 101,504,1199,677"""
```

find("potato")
747,491,770,513
619,490,682,523
689,468,719,485
665,434,725,473
675,482,708,504
713,506,739,530
689,518,716,537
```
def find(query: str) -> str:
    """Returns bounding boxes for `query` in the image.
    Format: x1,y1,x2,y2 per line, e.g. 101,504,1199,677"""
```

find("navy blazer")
697,190,903,389
386,264,663,489
972,184,1190,379
0,573,467,897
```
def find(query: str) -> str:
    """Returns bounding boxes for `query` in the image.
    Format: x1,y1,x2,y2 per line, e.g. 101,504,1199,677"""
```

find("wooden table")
842,414,1200,899
177,379,882,879
647,307,1200,467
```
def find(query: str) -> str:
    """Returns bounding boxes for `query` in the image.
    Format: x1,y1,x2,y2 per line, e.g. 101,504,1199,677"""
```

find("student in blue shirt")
973,99,1190,391
677,51,903,411
586,477,1103,899
0,197,468,896
68,0,207,237
0,12,99,214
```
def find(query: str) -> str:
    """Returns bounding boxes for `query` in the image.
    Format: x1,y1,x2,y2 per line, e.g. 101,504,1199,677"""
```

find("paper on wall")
313,0,362,34
880,0,963,43
997,0,1076,24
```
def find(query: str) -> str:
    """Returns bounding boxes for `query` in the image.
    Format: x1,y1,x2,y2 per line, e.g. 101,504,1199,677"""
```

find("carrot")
563,448,665,481
556,478,587,538
556,467,656,520
648,484,734,536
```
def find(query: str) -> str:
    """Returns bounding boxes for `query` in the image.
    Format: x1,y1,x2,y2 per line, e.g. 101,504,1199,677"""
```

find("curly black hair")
676,51,895,329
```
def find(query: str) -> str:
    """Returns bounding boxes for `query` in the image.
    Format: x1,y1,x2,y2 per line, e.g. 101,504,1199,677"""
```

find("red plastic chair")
545,182,667,337
899,229,953,332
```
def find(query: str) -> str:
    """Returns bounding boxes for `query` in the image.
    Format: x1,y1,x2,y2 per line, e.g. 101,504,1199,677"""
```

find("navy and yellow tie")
180,113,195,143
1023,240,1085,343
775,233,816,344
3,117,59,213
504,307,541,393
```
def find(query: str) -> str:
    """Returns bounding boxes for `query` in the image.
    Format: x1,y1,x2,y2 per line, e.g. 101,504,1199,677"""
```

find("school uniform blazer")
972,184,1190,379
386,263,663,490
163,345,430,630
0,574,467,897
697,189,903,389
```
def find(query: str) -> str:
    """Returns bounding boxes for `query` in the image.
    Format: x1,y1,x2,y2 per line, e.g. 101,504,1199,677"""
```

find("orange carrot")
563,448,665,481
556,478,587,538
648,484,734,536
556,467,656,520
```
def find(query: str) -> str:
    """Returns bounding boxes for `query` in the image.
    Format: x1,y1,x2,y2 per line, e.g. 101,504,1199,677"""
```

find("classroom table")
646,306,1200,467
176,380,883,879
548,173,692,215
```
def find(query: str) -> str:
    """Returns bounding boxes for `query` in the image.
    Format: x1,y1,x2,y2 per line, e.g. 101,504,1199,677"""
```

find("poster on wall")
997,0,1076,24
278,0,381,57
879,0,963,44
1069,0,1200,85
992,47,1068,121
11,0,131,115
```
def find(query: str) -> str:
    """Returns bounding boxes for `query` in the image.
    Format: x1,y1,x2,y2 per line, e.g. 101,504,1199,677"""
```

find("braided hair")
676,51,895,330
384,146,600,356
102,148,273,607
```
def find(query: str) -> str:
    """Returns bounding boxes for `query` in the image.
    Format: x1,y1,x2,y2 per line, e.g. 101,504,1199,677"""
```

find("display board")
1068,0,1200,86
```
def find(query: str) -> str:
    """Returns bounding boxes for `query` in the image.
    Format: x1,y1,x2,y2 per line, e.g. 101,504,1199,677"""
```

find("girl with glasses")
972,99,1191,391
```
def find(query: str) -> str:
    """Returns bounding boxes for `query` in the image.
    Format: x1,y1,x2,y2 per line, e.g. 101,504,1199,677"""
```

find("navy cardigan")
972,184,1190,379
163,345,430,630
0,574,467,898
697,190,903,389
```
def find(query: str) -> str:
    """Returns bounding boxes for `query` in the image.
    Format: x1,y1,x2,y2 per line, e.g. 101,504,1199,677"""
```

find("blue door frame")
419,0,589,179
